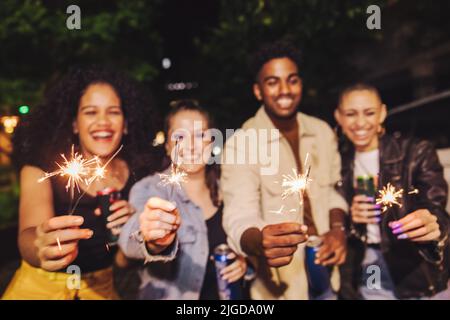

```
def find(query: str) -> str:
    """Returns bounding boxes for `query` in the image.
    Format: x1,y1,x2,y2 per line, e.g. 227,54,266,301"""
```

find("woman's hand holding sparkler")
94,200,135,235
261,223,308,267
139,197,181,254
34,216,93,271
389,209,441,242
350,195,382,224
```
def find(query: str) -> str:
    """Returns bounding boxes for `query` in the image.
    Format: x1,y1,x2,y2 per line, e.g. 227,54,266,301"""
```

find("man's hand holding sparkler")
139,197,181,254
261,223,308,267
389,209,441,242
34,216,93,271
351,195,382,224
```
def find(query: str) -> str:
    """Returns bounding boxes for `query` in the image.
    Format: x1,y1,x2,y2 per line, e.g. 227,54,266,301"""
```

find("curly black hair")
249,40,303,81
12,65,162,180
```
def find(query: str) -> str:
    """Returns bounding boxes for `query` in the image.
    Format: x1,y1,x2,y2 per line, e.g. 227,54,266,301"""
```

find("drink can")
305,235,332,297
213,244,242,300
356,175,376,198
97,187,121,246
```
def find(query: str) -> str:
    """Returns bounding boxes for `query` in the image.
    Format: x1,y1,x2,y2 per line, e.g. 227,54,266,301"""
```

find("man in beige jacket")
221,41,348,300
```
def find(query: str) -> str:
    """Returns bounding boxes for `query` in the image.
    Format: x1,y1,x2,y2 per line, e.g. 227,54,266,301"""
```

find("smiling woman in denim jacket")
119,100,249,300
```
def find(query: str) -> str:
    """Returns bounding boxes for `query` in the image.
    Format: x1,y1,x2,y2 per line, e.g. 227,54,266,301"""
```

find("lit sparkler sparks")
376,183,419,212
39,145,123,193
38,145,98,199
279,153,312,205
159,137,188,190
38,144,124,250
159,168,188,188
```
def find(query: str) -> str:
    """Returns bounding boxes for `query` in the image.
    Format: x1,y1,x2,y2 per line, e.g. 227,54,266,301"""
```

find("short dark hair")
249,40,302,81
338,82,382,107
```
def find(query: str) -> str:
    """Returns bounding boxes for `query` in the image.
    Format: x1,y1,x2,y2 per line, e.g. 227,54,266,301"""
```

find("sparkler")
279,153,312,205
56,237,62,251
159,137,188,196
271,153,312,284
38,144,123,250
38,145,98,201
376,183,419,212
69,145,124,215
39,145,124,214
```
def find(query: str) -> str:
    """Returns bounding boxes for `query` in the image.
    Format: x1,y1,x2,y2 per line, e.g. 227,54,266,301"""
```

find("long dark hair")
12,65,161,180
164,99,221,207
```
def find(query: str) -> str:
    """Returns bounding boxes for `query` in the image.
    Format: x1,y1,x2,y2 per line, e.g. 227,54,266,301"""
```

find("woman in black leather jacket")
334,83,449,299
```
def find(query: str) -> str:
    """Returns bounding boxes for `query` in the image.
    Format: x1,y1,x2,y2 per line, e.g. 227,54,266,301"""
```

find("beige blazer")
221,106,348,300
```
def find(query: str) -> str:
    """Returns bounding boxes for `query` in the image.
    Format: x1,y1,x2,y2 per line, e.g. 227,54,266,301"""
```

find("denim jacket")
119,168,210,299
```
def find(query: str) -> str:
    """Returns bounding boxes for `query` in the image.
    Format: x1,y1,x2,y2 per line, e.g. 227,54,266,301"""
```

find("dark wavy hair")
163,99,221,207
12,65,161,180
249,40,303,81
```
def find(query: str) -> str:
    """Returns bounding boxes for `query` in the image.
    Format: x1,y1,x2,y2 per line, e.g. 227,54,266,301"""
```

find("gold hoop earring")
377,124,385,137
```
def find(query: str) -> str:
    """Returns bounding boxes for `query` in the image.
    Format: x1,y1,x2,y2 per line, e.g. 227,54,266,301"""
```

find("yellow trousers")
2,260,118,300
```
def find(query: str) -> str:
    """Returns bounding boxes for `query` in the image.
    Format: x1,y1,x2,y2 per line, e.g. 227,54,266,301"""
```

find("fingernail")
167,202,176,211
397,234,408,240
107,216,112,222
314,259,320,264
375,217,381,223
392,228,402,235
390,222,402,229
374,204,381,209
301,225,308,232
74,217,83,224
367,196,375,202
87,230,94,237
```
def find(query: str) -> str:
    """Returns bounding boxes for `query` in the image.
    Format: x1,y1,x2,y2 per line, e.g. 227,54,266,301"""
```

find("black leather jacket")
337,133,449,299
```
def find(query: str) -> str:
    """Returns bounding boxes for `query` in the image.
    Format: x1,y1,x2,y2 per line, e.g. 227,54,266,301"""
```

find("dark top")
199,205,226,300
51,173,134,273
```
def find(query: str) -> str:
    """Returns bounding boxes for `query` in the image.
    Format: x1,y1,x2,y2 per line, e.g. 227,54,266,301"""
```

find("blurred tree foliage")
0,165,19,225
0,0,165,224
0,0,164,114
193,0,388,128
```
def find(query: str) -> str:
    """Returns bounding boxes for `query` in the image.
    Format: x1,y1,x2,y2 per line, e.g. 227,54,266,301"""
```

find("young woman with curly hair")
2,65,162,300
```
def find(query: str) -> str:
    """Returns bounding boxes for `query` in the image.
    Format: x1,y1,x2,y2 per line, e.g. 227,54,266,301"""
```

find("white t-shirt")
354,149,381,244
